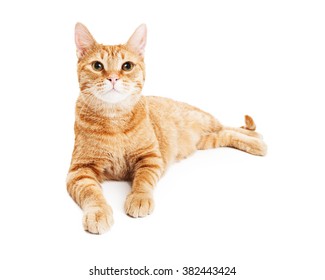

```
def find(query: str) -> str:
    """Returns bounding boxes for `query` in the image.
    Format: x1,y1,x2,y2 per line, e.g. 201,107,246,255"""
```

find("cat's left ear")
75,22,97,59
126,24,147,57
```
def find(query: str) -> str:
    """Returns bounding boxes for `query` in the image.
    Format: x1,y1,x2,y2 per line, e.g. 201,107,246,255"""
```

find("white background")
1,1,324,279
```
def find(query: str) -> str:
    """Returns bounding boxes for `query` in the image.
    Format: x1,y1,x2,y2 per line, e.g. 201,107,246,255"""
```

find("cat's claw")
83,205,113,234
125,192,154,218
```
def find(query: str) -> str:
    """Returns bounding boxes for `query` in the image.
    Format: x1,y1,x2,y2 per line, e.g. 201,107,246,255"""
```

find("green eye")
121,61,134,71
92,61,104,71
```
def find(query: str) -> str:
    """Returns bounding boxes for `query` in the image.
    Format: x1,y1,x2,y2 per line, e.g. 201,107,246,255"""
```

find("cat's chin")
97,90,132,104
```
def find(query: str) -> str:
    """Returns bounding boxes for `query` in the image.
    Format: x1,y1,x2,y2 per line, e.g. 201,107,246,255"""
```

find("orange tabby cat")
67,23,267,234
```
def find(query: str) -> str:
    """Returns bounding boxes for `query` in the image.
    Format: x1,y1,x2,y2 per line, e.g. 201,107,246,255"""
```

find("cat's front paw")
83,205,113,234
125,192,154,218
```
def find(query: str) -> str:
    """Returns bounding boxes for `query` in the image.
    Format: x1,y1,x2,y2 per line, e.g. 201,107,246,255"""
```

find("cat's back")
146,96,217,127
146,96,205,120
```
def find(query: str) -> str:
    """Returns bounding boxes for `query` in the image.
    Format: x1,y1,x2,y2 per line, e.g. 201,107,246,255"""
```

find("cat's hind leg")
197,115,267,156
217,129,267,156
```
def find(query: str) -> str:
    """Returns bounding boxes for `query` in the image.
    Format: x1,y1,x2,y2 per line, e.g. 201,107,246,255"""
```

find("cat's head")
75,23,146,105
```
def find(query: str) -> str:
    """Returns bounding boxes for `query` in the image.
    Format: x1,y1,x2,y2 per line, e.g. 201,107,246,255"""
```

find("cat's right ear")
75,23,97,59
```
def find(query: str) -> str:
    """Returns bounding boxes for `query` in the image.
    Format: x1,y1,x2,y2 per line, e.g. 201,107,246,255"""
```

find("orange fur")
67,23,267,234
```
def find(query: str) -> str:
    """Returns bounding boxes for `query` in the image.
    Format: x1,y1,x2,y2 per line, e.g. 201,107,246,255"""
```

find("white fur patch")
94,80,132,104
99,90,132,104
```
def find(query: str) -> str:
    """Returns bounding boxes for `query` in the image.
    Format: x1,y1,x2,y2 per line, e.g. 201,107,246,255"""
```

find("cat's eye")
121,61,134,71
92,61,104,71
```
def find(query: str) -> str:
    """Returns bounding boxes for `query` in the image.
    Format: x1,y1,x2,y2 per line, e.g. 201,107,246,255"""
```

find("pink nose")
107,75,119,85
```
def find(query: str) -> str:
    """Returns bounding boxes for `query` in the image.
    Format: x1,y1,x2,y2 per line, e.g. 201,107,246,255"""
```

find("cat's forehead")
93,45,138,62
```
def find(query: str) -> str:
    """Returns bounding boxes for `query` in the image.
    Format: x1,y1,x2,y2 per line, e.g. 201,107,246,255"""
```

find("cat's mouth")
107,89,121,94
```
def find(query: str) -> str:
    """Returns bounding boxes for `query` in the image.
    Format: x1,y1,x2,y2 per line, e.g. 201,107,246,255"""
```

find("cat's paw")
83,205,113,234
124,192,154,218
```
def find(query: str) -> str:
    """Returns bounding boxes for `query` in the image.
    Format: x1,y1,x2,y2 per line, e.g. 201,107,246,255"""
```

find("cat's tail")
223,115,261,138
241,115,256,131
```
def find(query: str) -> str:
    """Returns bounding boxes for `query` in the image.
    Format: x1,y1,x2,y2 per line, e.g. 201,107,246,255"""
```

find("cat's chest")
101,134,139,180
100,137,128,180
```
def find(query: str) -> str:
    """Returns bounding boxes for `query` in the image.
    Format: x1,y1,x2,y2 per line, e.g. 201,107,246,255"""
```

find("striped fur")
67,23,267,234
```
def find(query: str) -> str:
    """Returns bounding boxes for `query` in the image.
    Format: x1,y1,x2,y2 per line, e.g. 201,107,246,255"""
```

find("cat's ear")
126,24,147,57
75,23,97,59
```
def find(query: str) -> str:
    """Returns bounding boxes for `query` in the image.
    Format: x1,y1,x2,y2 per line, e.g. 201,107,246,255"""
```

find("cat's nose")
107,75,119,85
